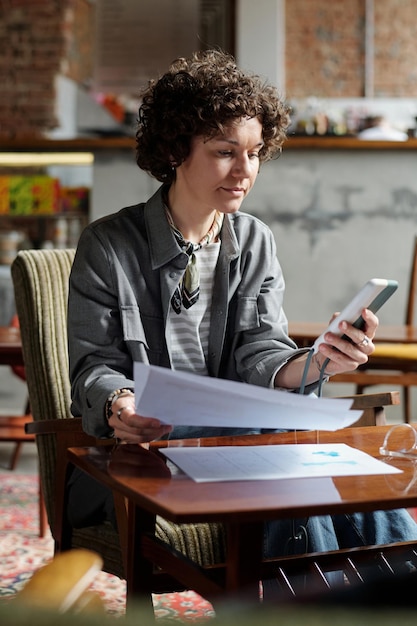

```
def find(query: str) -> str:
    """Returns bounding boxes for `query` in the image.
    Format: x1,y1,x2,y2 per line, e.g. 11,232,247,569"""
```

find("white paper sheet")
134,363,361,431
161,443,402,483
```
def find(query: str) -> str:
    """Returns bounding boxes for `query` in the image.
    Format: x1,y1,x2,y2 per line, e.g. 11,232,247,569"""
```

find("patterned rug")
0,474,215,622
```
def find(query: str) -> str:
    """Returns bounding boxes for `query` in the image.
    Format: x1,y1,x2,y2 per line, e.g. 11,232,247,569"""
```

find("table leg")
225,521,264,602
126,504,156,619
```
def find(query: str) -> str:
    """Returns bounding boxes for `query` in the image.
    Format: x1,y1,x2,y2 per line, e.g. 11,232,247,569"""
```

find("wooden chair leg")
39,477,48,538
9,441,23,470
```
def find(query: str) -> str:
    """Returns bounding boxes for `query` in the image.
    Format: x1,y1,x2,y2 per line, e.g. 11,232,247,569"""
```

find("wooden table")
289,321,417,348
67,425,417,608
0,325,24,366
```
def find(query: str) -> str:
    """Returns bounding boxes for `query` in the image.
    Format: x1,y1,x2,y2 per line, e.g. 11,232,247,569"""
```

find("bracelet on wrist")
105,388,134,420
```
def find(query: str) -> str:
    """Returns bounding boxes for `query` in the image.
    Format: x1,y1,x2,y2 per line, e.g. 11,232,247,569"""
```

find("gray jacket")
68,185,309,438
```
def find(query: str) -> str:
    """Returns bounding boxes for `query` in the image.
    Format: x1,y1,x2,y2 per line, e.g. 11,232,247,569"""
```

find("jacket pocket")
234,296,260,332
120,305,165,361
120,306,149,345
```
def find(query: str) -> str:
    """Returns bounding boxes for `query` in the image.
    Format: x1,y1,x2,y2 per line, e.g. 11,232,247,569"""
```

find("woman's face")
174,116,263,217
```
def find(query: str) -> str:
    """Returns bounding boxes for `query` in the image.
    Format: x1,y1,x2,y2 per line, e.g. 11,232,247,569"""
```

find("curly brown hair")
135,49,291,183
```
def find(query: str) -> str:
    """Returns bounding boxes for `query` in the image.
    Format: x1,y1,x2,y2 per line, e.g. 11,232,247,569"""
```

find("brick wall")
374,0,417,96
286,0,365,98
285,0,417,98
0,0,70,138
63,0,94,87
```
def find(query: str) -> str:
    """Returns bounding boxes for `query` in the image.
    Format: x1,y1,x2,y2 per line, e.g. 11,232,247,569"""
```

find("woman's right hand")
109,395,173,443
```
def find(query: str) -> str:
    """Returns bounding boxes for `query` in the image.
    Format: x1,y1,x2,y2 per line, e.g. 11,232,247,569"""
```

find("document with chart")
161,443,401,483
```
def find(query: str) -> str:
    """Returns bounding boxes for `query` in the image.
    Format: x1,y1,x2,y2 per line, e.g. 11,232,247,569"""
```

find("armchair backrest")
11,248,76,526
11,247,222,587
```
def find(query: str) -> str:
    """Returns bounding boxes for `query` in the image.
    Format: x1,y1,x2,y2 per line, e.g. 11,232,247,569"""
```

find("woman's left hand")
313,308,378,376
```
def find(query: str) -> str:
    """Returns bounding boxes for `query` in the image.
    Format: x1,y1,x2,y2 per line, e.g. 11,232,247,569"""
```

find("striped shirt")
169,242,220,375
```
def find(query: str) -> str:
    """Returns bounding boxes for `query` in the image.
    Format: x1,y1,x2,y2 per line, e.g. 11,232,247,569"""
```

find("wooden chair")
332,235,417,423
341,390,399,427
0,413,33,471
9,248,411,611
0,413,47,538
0,315,47,535
0,316,32,471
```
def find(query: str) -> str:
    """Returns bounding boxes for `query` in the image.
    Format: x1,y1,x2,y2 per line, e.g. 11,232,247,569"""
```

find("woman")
67,49,417,564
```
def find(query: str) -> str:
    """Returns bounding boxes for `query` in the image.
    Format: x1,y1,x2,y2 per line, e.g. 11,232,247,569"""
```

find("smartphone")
312,278,399,354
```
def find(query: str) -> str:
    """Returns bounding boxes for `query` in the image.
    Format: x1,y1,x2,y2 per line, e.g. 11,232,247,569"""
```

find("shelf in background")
284,135,417,150
0,137,136,152
1,135,417,153
0,135,417,152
